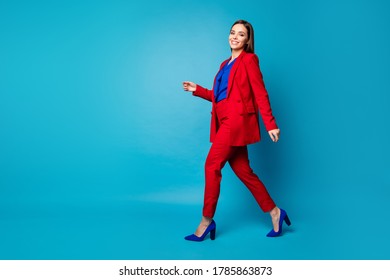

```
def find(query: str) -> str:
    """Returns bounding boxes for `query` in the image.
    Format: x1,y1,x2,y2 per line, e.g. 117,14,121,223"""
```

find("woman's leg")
191,126,235,237
228,146,284,232
202,133,236,218
192,101,236,236
228,146,276,212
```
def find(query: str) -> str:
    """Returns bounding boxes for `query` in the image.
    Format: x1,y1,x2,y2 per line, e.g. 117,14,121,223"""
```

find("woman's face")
229,24,248,51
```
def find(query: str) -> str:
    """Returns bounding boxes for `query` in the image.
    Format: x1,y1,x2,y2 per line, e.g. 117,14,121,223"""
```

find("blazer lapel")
227,50,246,98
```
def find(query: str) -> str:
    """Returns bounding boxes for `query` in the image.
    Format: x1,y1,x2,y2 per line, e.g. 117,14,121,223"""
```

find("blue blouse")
214,58,236,102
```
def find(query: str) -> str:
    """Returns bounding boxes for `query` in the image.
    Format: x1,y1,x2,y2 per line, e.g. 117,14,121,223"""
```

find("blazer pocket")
239,104,256,115
246,105,256,113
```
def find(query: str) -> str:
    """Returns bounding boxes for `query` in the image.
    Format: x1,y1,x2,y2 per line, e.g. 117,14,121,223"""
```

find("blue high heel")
185,220,216,241
266,208,291,237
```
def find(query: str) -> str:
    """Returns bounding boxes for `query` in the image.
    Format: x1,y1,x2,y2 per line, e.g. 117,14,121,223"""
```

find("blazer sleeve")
245,54,278,131
192,84,213,102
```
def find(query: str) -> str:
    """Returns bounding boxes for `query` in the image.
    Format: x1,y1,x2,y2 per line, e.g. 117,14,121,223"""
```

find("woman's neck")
231,49,244,60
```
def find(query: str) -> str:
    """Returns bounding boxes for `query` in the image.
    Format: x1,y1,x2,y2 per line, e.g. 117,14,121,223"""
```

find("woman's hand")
268,128,280,142
183,81,197,92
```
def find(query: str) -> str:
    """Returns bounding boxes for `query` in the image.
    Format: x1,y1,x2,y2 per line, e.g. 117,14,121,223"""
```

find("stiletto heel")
266,208,291,237
185,220,216,242
284,214,291,226
210,228,216,240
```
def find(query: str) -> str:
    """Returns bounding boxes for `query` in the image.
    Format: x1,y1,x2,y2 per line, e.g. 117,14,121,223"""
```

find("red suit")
193,50,278,218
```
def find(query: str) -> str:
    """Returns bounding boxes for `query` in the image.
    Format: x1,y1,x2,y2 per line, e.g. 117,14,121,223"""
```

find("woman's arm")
245,55,278,131
245,54,280,142
183,81,213,102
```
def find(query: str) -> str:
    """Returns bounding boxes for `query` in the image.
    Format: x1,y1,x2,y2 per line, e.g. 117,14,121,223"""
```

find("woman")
182,20,290,241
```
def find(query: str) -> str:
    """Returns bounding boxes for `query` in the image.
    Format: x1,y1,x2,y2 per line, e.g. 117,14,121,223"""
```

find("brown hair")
231,19,255,53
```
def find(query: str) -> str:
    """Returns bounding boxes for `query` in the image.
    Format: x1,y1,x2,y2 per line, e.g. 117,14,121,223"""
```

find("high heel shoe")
184,220,216,242
266,208,291,237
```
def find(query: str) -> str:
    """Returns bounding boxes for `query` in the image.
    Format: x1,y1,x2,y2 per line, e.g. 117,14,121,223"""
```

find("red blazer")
193,50,278,146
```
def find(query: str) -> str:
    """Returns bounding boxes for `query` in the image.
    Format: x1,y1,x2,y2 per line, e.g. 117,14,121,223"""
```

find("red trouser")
203,99,276,218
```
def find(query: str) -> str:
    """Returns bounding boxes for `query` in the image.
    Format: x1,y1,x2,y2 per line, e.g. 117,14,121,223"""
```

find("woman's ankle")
269,207,280,217
201,216,213,225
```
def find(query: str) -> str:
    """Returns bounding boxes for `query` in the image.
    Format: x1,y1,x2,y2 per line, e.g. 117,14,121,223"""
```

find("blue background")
1,0,389,259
